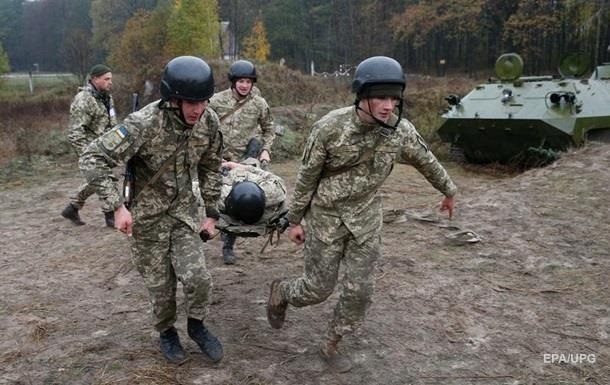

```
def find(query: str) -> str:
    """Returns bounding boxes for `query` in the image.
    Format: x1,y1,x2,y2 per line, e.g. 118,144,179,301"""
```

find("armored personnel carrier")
437,53,610,164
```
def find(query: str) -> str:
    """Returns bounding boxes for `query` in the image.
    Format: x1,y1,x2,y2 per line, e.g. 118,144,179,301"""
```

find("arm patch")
100,125,130,153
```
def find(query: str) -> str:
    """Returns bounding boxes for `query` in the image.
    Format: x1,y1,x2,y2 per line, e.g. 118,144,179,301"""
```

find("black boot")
159,326,186,364
61,203,85,226
187,318,223,363
104,211,115,228
221,233,236,265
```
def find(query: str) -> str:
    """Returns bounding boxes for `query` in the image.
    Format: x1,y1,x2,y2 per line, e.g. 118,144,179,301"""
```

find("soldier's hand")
200,217,217,237
259,150,271,163
221,160,240,170
115,204,133,236
440,196,455,219
288,223,305,245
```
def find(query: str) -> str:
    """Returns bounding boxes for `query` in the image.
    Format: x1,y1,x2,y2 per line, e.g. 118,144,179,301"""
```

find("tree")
503,0,561,73
60,28,92,81
0,0,24,70
392,0,486,73
109,8,168,87
164,0,221,58
90,0,158,60
262,0,309,70
242,18,270,62
0,42,10,74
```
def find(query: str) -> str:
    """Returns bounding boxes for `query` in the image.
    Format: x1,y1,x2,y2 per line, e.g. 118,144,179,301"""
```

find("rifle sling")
219,98,248,122
131,112,191,203
131,139,189,203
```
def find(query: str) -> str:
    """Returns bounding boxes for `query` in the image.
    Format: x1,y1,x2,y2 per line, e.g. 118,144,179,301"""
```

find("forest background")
1,0,609,171
0,0,609,80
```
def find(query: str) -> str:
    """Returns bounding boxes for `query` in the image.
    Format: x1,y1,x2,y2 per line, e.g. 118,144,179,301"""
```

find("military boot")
61,203,85,226
187,318,223,363
159,326,186,364
319,334,353,373
221,232,236,265
104,211,115,228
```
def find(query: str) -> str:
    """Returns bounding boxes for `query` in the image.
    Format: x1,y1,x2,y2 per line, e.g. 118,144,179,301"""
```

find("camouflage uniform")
208,87,274,161
67,83,117,211
279,106,457,338
217,163,287,236
79,100,223,331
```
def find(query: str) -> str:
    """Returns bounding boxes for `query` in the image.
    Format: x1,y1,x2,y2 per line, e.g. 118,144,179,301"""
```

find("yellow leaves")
242,19,270,63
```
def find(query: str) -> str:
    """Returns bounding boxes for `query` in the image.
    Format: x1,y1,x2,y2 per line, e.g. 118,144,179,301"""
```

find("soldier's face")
234,78,253,96
359,97,398,123
91,73,112,92
181,100,208,125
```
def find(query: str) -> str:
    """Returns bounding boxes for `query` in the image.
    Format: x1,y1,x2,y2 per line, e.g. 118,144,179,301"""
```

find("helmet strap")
354,98,403,134
160,99,192,126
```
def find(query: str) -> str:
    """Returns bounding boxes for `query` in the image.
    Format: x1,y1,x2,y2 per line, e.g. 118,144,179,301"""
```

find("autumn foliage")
242,19,271,63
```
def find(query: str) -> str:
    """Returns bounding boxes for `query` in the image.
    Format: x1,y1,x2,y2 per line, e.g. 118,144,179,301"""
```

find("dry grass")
95,365,180,385
28,321,51,344
1,67,482,176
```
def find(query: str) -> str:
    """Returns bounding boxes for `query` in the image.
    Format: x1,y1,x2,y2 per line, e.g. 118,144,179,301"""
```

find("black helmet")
228,60,257,83
160,56,214,101
352,56,405,99
225,181,266,224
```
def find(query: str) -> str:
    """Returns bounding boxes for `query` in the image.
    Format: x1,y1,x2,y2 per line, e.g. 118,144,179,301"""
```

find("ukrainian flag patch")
118,125,129,139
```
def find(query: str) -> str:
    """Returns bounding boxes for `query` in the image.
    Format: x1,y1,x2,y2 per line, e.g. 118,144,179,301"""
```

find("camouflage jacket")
217,164,287,236
285,106,457,244
79,100,223,232
208,87,274,161
67,83,117,156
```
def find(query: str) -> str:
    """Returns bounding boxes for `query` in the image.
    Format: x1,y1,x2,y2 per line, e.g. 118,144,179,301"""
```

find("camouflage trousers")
130,214,213,332
70,174,115,213
279,228,380,339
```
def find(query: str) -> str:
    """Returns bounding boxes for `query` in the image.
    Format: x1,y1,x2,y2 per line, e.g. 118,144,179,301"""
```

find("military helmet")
225,181,266,224
160,56,215,101
352,56,405,99
228,60,257,83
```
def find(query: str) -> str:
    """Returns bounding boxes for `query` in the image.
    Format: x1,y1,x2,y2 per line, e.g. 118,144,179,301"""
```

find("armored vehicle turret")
437,53,610,164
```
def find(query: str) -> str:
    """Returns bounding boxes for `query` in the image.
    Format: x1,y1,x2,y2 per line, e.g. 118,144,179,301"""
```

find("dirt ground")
0,143,608,385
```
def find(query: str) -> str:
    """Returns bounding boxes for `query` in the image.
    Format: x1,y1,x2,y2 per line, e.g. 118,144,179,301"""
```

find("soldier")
79,56,224,364
61,64,117,227
216,159,287,264
266,56,457,372
208,60,275,263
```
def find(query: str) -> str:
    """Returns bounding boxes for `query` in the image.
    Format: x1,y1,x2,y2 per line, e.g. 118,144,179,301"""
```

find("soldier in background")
61,64,117,227
79,56,224,364
209,60,275,263
266,56,457,373
216,158,287,264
